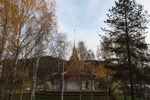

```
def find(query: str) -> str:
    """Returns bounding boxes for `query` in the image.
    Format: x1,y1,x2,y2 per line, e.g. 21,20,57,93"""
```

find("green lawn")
116,95,131,100
116,94,150,100
3,93,150,100
4,93,116,100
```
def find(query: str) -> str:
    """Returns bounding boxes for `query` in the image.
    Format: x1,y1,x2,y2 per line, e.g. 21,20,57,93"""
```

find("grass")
4,93,116,100
116,94,131,100
116,94,150,100
4,93,150,100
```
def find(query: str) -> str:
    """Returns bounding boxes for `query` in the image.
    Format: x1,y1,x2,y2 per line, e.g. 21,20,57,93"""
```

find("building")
52,40,96,91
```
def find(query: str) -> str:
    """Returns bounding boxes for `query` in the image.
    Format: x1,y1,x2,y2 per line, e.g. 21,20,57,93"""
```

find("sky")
55,0,150,55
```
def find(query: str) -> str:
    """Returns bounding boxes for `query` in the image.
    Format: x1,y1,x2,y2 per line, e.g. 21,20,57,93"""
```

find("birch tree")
29,1,57,100
0,0,57,100
54,33,70,100
0,1,12,99
77,41,87,61
77,41,87,100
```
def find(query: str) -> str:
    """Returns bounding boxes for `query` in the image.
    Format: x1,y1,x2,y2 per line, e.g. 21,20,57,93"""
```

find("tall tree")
52,33,70,100
30,1,57,100
86,49,95,60
77,41,87,100
96,46,102,61
101,0,149,100
100,36,112,100
77,41,87,61
0,1,13,98
77,41,96,100
0,0,9,76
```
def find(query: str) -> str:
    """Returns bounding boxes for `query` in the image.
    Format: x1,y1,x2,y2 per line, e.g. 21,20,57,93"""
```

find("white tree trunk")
0,52,4,78
9,51,19,100
19,80,24,100
61,61,65,100
79,61,82,100
31,57,40,100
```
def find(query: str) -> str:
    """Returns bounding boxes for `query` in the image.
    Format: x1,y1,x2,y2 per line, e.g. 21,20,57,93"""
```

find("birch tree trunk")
54,33,70,100
0,63,9,100
0,12,8,100
61,61,65,100
19,80,24,100
9,51,19,100
123,82,127,100
79,61,82,100
31,57,40,100
19,58,28,100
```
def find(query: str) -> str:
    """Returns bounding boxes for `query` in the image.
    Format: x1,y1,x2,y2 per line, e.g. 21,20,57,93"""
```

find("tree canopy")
101,0,150,99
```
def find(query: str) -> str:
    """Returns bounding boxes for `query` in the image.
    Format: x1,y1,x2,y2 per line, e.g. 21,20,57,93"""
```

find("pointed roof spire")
68,29,80,71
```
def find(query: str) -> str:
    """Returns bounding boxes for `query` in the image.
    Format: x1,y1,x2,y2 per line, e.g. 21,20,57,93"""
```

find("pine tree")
101,0,150,100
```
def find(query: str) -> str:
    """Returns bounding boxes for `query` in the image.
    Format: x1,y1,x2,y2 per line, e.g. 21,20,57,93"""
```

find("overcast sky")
55,0,150,55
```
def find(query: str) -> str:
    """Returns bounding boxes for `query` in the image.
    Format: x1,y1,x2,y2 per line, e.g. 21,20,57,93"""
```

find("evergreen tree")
101,0,150,99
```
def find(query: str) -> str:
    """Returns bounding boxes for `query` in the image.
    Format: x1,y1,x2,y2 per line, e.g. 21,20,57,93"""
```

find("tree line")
0,0,150,100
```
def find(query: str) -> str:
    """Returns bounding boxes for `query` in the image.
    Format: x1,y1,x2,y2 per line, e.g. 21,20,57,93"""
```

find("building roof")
67,41,80,72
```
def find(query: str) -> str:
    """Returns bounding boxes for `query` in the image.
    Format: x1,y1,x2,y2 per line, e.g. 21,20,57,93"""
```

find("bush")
44,81,51,90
